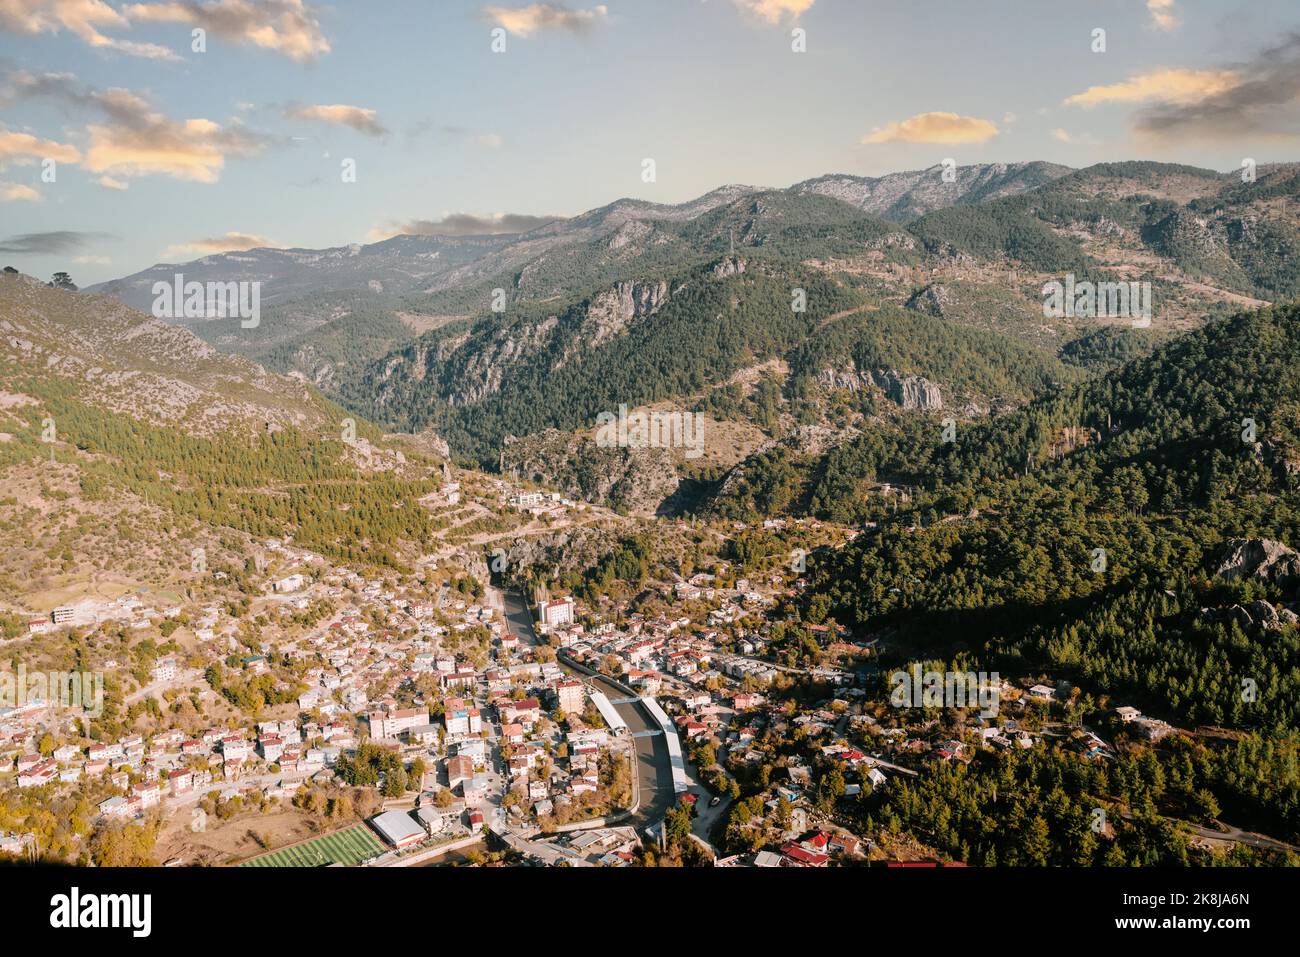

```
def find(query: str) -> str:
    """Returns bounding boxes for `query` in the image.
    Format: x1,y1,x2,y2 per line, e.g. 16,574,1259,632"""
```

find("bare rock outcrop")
1202,599,1298,632
870,369,944,411
711,256,747,278
1214,538,1300,584
500,429,680,513
818,365,943,411
906,283,954,318
583,280,669,347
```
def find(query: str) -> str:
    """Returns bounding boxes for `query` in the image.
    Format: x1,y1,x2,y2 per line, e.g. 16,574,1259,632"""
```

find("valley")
4,158,1300,876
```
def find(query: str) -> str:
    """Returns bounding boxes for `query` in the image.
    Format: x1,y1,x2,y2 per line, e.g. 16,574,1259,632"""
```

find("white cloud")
1064,68,1238,108
286,103,386,137
481,3,607,37
1147,0,1180,32
126,0,329,61
0,0,179,59
0,125,82,170
731,0,815,24
162,231,278,258
0,180,40,201
5,72,272,183
862,111,1000,145
368,212,559,241
1131,37,1300,141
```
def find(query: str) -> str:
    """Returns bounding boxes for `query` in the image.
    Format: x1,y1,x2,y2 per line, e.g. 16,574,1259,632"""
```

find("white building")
540,597,576,631
272,574,307,594
151,656,179,683
370,810,425,849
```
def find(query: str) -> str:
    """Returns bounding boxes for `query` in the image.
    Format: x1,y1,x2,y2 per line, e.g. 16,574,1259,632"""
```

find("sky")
0,0,1297,284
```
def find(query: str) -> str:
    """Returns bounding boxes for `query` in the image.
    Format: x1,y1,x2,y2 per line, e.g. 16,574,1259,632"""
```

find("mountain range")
5,157,1300,808
66,159,1300,514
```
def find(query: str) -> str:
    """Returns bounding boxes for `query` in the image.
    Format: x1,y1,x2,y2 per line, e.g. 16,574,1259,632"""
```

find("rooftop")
370,810,425,847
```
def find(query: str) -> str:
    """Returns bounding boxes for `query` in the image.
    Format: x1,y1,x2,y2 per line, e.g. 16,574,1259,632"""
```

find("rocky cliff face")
499,428,680,513
1201,597,1300,633
581,280,670,349
371,277,672,409
340,436,408,473
1144,210,1224,259
711,256,747,278
452,317,560,406
392,428,450,460
820,363,944,411
490,525,631,586
1214,538,1300,584
872,369,944,410
906,283,954,318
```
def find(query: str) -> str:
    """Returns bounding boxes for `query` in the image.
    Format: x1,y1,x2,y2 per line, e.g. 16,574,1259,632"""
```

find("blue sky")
0,0,1297,284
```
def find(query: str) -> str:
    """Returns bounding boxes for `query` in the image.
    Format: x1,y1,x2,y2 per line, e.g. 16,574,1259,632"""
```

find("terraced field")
240,824,385,867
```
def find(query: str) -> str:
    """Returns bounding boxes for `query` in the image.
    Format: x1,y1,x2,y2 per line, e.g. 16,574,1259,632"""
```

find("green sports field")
240,824,385,867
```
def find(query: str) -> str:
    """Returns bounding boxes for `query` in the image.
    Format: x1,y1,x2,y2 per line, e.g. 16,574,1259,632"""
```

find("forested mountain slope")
808,299,1300,739
339,258,864,465
0,273,439,583
0,273,334,434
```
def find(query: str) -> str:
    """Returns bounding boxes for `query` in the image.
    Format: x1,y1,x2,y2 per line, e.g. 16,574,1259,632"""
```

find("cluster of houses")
6,714,363,822
525,825,642,866
506,490,579,519
2,502,1197,869
23,594,179,637
1115,705,1174,742
713,800,864,869
355,681,628,847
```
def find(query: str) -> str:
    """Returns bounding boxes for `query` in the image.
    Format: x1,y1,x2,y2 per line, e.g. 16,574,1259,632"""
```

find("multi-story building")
443,699,482,736
151,656,179,683
540,597,576,631
555,679,585,715
367,707,429,740
500,698,542,728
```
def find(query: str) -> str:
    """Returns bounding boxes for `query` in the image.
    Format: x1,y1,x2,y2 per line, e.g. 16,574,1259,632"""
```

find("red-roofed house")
781,843,829,867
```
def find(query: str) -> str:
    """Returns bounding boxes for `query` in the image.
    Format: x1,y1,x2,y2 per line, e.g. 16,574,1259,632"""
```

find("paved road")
1117,807,1298,854
680,708,738,845
1182,821,1298,853
865,755,919,777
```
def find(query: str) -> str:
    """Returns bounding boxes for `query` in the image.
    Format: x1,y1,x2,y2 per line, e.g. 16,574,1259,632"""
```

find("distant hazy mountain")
86,164,1065,312
85,233,518,312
